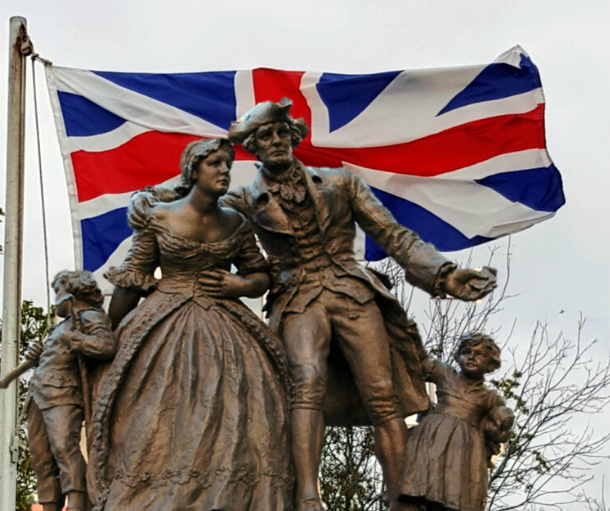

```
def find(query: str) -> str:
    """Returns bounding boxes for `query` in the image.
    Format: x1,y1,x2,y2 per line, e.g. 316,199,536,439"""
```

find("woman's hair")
51,270,104,308
453,332,502,372
174,138,235,198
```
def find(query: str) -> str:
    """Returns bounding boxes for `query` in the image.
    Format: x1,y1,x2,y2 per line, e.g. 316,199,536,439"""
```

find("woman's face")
194,149,232,196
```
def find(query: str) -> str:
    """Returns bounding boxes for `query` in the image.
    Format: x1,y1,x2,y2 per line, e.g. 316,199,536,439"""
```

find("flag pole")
1,16,29,509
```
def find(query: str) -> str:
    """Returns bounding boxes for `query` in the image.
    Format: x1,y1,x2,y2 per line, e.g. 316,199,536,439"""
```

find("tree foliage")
1,300,54,511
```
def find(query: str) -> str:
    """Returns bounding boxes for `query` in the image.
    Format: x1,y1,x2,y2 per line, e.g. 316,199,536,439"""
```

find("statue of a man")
223,98,497,511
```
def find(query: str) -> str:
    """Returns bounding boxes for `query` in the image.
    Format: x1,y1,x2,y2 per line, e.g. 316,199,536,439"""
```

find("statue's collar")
258,160,303,184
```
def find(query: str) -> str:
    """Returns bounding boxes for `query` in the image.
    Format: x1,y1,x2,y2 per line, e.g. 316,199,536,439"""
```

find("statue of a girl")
399,333,514,511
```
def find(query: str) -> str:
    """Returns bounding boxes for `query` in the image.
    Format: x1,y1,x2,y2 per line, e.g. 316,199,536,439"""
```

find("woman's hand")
198,269,269,299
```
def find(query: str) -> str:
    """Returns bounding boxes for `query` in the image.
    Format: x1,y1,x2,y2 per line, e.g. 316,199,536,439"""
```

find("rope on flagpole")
31,55,52,321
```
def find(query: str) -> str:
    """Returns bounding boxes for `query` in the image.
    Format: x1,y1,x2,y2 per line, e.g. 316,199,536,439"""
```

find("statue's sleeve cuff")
432,262,458,298
105,267,158,292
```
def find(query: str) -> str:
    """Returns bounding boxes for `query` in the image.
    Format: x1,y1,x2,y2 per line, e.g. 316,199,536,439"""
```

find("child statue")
399,333,514,511
23,270,116,511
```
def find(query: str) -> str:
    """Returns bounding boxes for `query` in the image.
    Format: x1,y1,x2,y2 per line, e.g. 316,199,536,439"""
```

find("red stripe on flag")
72,132,197,202
252,69,312,142
71,132,255,202
295,104,546,176
72,104,544,203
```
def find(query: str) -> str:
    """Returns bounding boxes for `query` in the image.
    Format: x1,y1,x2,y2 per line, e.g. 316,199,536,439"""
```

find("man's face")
253,121,294,171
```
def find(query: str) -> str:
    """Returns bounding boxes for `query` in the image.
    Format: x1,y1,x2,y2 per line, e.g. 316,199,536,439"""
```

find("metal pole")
1,16,28,509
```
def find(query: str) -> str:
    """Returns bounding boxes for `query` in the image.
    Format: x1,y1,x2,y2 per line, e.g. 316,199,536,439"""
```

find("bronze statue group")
15,99,514,511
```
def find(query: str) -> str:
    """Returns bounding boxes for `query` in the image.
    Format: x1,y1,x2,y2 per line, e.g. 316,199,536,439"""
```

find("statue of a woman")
88,139,294,511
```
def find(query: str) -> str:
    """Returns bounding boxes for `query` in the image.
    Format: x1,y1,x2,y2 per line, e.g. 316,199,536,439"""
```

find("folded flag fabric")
45,45,564,289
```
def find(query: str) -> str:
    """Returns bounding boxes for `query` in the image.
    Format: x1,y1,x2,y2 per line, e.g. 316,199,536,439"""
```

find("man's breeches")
27,401,86,503
281,290,402,425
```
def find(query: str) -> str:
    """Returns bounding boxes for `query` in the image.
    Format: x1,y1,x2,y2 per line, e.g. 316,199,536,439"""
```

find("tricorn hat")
228,98,309,144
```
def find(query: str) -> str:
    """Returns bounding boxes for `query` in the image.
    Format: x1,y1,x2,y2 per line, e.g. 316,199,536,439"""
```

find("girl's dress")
88,211,294,511
400,360,504,511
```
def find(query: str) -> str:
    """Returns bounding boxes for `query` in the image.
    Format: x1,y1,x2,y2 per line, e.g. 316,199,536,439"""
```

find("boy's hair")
453,332,501,372
51,270,104,308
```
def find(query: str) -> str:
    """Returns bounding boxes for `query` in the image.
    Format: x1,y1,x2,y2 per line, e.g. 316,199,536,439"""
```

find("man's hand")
442,266,497,301
197,269,270,299
197,269,251,299
484,417,512,443
128,187,178,229
484,418,502,437
128,190,157,230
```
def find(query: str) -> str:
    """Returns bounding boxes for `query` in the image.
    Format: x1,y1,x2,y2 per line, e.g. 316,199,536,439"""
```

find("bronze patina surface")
399,333,514,511
87,139,294,511
95,102,498,511
221,99,497,511
25,270,115,511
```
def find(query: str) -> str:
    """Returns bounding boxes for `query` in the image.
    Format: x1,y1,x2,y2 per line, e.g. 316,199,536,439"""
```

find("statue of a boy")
24,270,116,511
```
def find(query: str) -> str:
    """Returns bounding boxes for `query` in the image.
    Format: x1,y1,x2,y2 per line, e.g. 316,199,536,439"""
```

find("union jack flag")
45,45,564,289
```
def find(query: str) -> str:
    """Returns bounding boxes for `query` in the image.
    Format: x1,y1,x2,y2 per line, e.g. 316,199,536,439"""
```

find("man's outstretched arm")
346,168,497,300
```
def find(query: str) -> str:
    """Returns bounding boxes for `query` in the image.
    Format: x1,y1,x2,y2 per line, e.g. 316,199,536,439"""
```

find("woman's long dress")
88,213,294,511
399,361,504,511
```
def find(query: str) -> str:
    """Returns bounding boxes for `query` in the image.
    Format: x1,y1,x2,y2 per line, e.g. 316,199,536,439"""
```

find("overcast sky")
0,0,608,506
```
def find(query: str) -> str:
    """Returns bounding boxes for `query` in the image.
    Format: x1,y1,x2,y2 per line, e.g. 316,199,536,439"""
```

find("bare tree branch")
321,245,609,511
